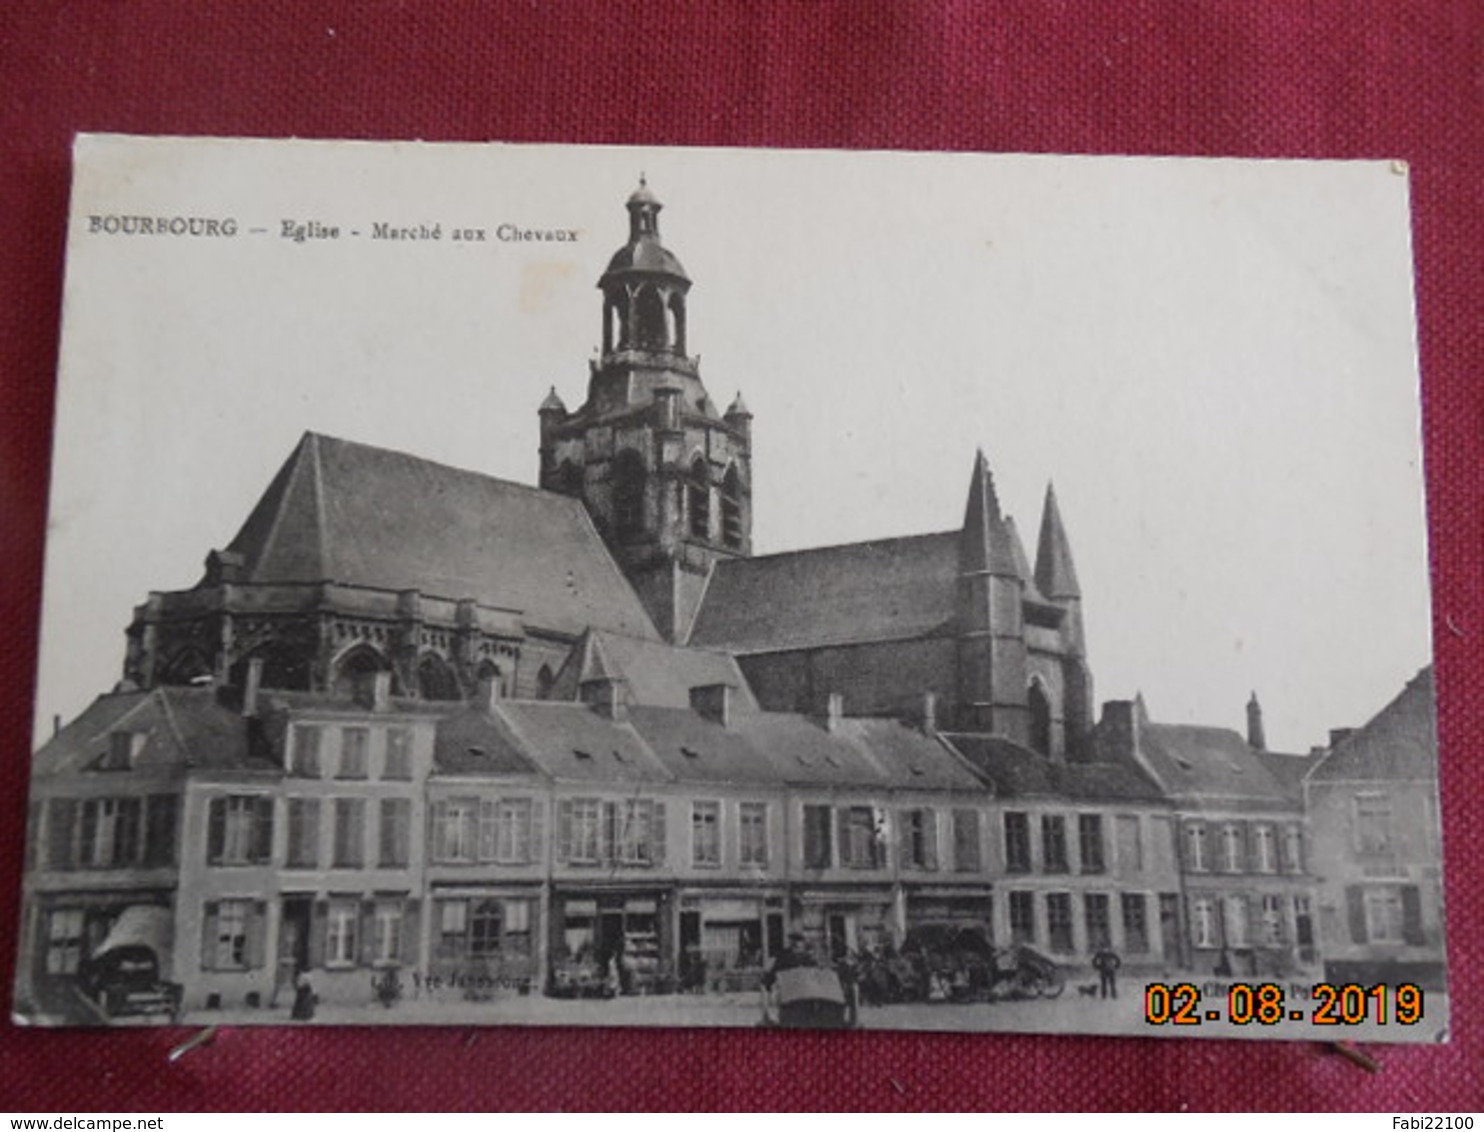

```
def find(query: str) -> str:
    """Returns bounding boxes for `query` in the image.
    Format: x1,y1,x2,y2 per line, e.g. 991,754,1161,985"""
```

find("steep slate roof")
944,734,1165,802
551,629,759,711
432,708,542,776
32,688,270,777
741,714,983,792
688,531,961,651
1136,722,1297,805
626,706,781,785
495,702,673,784
1308,667,1437,783
219,433,658,640
1252,750,1314,792
482,700,983,794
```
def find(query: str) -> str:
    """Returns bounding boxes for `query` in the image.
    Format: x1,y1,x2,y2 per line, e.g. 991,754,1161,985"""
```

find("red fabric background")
0,0,1479,1112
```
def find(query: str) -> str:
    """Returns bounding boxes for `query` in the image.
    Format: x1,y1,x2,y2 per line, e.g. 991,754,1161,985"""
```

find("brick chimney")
1246,691,1267,751
1097,699,1142,762
813,691,844,733
690,683,732,727
921,691,939,734
242,657,264,718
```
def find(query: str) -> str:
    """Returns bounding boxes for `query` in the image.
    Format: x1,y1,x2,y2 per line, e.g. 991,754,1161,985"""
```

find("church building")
123,180,1092,760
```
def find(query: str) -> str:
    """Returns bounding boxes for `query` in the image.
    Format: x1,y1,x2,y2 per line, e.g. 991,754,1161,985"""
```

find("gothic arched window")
612,449,646,541
418,654,461,702
231,643,312,692
721,464,744,549
333,644,390,700
161,647,213,687
1028,680,1053,756
688,457,710,540
536,663,556,700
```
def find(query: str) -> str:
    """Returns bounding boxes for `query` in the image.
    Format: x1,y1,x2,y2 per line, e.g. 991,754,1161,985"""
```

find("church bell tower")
538,179,753,641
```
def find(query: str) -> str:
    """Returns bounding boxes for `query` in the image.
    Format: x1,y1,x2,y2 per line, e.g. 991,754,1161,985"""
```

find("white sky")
33,137,1434,754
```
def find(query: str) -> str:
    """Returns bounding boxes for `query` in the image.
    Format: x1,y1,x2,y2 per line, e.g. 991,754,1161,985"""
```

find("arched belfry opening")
688,457,710,539
668,291,687,354
612,449,647,541
635,286,668,350
721,464,744,550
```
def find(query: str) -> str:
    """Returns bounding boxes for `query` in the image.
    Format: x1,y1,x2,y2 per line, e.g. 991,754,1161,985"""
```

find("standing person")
290,966,317,1021
1091,945,1122,999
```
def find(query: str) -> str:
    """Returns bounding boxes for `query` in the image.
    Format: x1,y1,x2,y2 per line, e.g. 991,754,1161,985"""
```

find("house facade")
1090,696,1319,980
1305,668,1445,989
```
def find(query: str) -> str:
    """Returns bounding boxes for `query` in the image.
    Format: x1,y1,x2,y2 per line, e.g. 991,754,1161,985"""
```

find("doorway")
277,896,311,1003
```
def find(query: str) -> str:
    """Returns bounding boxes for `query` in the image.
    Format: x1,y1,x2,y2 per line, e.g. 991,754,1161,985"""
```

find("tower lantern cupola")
599,176,693,359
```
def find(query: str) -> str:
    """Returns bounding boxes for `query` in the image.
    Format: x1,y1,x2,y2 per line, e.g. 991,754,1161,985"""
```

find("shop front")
905,889,995,945
677,890,785,992
548,887,674,997
22,888,176,1022
790,887,898,962
425,884,542,999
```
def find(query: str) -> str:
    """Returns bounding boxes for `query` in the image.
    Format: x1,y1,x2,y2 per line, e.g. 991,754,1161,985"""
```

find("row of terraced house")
21,627,1435,1019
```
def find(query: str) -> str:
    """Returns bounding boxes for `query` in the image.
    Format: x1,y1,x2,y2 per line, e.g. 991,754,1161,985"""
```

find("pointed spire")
1134,690,1150,724
1003,515,1032,584
539,385,567,414
725,391,751,419
960,448,1019,576
1034,481,1081,600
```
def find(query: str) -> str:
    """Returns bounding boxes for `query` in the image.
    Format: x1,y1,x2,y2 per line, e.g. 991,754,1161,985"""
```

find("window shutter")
530,800,545,864
252,796,274,862
1400,886,1425,945
207,798,226,864
924,810,938,871
360,901,376,966
201,902,219,972
79,801,98,867
896,810,910,868
651,802,666,865
602,802,618,863
836,808,851,867
428,800,446,860
47,798,77,870
308,900,328,969
1345,886,1367,944
556,799,572,862
247,901,268,969
479,798,498,862
402,898,421,966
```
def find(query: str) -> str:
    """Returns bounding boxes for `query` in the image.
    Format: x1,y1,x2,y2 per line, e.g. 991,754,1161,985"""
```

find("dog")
1077,982,1100,998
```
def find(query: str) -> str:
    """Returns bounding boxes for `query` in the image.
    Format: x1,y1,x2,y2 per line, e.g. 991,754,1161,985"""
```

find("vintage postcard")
13,136,1446,1041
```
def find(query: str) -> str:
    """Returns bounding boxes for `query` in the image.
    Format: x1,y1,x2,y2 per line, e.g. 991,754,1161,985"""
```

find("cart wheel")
1041,971,1066,999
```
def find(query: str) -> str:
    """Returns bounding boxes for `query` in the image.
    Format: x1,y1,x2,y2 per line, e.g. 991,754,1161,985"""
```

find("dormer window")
102,731,145,770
